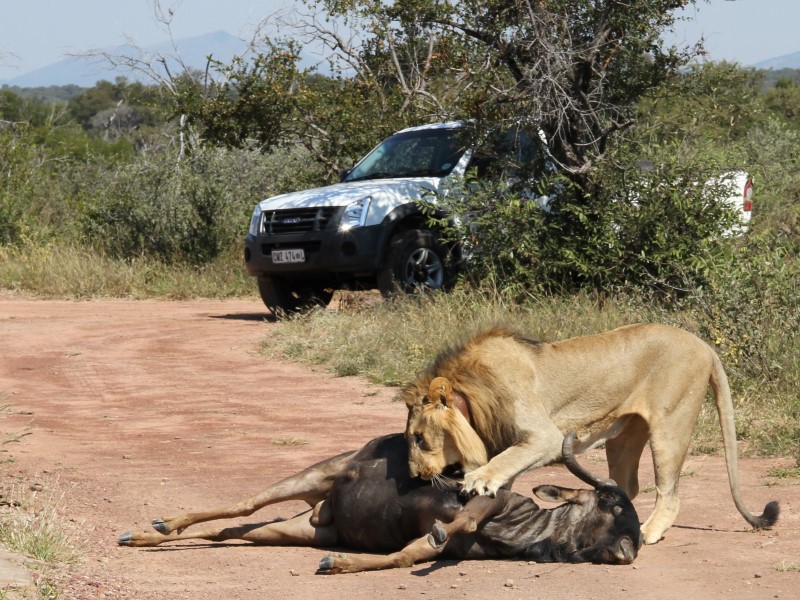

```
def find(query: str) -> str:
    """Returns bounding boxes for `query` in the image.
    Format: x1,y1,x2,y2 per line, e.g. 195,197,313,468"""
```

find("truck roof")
393,121,464,134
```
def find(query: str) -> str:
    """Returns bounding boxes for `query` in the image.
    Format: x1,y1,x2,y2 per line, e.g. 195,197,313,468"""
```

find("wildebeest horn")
562,432,606,488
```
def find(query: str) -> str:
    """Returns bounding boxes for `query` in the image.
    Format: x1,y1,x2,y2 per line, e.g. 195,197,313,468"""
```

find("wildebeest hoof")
152,519,168,534
318,555,333,572
117,531,133,546
429,520,447,547
316,554,343,575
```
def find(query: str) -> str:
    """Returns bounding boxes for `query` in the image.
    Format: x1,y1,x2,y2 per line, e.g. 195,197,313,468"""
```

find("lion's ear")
427,376,454,407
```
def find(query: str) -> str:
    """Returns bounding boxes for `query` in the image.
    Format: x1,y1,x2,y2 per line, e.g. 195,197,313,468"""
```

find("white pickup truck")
243,122,753,314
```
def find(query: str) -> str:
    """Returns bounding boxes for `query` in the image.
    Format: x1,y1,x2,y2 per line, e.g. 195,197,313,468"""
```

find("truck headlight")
340,197,371,231
248,205,262,236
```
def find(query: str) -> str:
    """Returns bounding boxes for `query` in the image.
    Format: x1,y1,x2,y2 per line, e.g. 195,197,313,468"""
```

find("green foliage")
741,118,800,234
291,75,411,179
1,98,323,265
81,144,320,263
2,81,157,161
163,38,411,179
635,62,765,145
67,77,162,133
760,67,800,89
1,83,84,103
0,129,29,243
1,89,53,123
591,154,743,289
695,235,798,403
761,77,800,130
172,42,302,151
432,153,744,296
467,63,759,297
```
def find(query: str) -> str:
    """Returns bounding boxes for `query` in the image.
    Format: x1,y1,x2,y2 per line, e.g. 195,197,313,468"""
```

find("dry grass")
0,242,254,301
0,475,82,566
271,437,308,446
1,405,79,598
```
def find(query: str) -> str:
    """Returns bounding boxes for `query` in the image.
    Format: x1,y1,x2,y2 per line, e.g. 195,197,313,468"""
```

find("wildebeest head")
526,433,642,564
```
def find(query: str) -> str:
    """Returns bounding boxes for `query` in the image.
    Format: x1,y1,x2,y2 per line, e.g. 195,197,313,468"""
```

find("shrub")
82,144,324,263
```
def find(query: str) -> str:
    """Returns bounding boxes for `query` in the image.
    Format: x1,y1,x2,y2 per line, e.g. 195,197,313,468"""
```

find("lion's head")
404,376,489,480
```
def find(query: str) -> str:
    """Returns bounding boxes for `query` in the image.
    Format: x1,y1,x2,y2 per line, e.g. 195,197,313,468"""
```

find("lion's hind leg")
641,412,700,544
604,414,650,500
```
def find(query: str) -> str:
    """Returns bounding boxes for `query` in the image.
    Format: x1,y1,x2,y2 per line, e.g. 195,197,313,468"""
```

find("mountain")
4,29,799,88
755,50,800,70
0,31,248,88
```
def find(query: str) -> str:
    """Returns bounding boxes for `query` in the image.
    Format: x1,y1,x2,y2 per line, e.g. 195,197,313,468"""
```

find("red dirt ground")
0,296,797,599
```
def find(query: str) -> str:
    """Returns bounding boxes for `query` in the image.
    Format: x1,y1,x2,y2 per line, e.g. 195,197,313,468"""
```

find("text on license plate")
272,249,305,264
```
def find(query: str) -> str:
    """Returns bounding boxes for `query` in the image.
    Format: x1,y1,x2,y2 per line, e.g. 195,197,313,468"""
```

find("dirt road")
0,296,797,599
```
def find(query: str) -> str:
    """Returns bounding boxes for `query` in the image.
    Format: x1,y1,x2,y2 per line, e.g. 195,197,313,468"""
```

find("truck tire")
257,277,333,317
377,229,455,298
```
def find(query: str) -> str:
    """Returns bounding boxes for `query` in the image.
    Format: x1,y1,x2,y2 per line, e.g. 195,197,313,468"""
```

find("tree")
306,0,705,202
762,77,800,130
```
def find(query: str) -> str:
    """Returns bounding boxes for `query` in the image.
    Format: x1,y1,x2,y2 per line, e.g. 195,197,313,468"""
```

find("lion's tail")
709,348,780,529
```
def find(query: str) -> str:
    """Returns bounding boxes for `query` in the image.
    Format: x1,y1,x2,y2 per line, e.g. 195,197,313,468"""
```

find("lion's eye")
413,434,427,450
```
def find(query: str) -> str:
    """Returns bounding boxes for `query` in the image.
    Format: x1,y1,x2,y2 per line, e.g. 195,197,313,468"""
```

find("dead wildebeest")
118,432,642,573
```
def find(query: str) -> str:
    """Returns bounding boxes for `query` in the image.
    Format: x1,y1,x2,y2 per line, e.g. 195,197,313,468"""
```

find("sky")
1,0,799,82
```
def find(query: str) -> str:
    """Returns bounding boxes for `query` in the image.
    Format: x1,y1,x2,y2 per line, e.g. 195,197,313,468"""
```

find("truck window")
345,127,469,181
468,128,542,181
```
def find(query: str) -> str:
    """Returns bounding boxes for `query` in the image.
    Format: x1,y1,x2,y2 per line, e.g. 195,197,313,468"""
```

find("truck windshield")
345,127,468,182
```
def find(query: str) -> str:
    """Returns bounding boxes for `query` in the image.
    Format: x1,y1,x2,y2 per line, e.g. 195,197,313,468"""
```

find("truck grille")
263,207,337,235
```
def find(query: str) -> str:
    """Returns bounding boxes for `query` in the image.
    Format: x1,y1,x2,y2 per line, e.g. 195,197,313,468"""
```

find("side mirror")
339,168,353,182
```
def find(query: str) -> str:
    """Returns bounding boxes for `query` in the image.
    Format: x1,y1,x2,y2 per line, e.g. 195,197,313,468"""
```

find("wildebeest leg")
427,494,505,547
150,450,356,535
317,534,445,575
120,502,337,548
605,415,650,500
317,495,505,574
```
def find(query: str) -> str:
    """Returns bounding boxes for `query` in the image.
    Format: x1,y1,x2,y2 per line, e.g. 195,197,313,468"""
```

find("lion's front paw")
460,469,499,497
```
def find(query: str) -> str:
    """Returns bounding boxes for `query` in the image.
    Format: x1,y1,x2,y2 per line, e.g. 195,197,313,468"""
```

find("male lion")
402,324,779,544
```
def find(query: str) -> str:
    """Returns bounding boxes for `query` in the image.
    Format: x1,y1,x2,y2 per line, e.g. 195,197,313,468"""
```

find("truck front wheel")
257,277,333,317
377,229,455,298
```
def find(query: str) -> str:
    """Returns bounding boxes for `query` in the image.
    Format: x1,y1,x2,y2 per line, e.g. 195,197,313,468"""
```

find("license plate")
272,249,305,264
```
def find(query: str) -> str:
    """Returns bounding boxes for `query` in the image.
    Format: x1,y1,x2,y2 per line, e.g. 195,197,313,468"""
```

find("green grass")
0,476,80,600
767,466,800,479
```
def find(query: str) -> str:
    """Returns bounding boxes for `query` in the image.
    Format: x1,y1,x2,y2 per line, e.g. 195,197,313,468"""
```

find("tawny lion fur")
402,324,778,545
